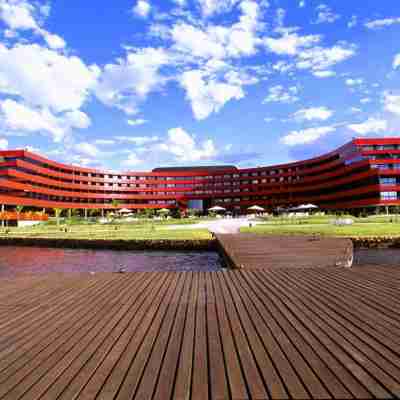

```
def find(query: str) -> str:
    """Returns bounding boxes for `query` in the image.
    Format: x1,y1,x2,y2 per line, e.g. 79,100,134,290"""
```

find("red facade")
0,138,399,213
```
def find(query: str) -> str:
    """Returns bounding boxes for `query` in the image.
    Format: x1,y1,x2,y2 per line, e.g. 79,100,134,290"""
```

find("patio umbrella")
208,206,226,212
157,208,170,214
294,204,318,210
247,205,265,212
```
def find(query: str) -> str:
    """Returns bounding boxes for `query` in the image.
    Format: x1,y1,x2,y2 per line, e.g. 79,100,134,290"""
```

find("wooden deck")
1,265,400,399
216,234,354,269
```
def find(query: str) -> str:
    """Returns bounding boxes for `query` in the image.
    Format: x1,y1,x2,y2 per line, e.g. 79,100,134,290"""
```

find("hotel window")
380,177,397,185
381,191,398,200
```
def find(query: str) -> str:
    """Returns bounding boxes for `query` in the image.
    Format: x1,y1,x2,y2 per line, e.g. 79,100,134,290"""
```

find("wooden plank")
62,272,175,400
172,272,198,400
0,275,149,399
215,271,269,399
108,273,182,400
190,272,210,400
256,271,394,398
216,233,353,269
0,265,400,400
18,273,156,400
240,271,374,398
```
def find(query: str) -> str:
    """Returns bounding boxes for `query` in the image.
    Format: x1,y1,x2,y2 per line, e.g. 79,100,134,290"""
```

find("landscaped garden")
0,219,212,241
241,214,400,237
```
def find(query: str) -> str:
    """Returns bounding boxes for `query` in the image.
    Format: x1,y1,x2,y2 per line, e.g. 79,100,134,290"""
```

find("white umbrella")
118,208,131,214
208,206,226,212
295,204,318,210
247,205,265,212
157,208,170,213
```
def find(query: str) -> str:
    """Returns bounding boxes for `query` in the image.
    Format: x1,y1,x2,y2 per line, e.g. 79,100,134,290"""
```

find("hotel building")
0,137,399,214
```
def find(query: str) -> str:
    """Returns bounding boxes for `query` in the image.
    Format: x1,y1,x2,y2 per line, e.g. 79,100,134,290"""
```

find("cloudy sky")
0,0,399,171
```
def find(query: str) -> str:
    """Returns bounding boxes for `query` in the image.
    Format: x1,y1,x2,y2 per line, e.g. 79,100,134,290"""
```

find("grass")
242,218,400,237
0,222,212,241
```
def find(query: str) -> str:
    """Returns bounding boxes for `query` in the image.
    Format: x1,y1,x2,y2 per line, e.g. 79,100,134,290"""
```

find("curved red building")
0,137,399,214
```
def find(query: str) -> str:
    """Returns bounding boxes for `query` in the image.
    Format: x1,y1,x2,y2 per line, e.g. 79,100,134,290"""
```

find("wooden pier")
1,264,400,399
216,233,354,269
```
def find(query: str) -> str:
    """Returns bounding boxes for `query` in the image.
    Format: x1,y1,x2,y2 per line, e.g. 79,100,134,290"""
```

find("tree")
15,205,24,214
53,208,63,226
111,199,121,209
89,208,99,217
187,208,200,217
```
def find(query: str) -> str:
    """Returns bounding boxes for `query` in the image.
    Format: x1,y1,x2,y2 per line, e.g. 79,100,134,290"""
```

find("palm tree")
53,208,62,226
15,205,24,214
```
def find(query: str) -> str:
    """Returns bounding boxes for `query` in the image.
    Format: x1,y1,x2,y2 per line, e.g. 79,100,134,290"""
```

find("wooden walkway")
216,234,354,269
1,265,400,399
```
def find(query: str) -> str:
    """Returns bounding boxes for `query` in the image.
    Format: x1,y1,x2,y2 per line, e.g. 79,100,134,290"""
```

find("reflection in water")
354,248,400,266
0,246,222,278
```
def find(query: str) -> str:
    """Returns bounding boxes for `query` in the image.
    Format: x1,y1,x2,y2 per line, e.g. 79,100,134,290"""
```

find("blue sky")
0,0,399,171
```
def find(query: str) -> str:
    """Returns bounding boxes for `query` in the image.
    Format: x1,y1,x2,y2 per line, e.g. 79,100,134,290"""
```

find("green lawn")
0,223,212,241
242,222,400,237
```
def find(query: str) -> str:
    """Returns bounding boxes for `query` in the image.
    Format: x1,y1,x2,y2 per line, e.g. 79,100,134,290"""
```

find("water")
0,246,222,278
354,248,400,266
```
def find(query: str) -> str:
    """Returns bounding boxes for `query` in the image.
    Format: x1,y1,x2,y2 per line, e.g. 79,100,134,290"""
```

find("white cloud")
0,0,66,49
94,139,116,145
350,107,362,113
133,0,151,18
0,99,91,142
345,78,363,86
383,92,400,115
312,70,336,78
74,142,101,158
95,47,169,115
264,32,320,56
171,1,261,60
121,152,143,167
360,97,371,104
39,30,66,49
157,127,217,162
281,125,336,146
0,138,8,150
196,0,238,17
292,106,333,121
393,54,400,69
180,69,244,120
127,118,148,126
348,15,357,28
314,4,340,24
115,135,159,145
347,118,387,135
296,44,356,72
0,0,38,30
0,43,100,112
263,85,299,104
365,17,400,29
171,23,226,59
